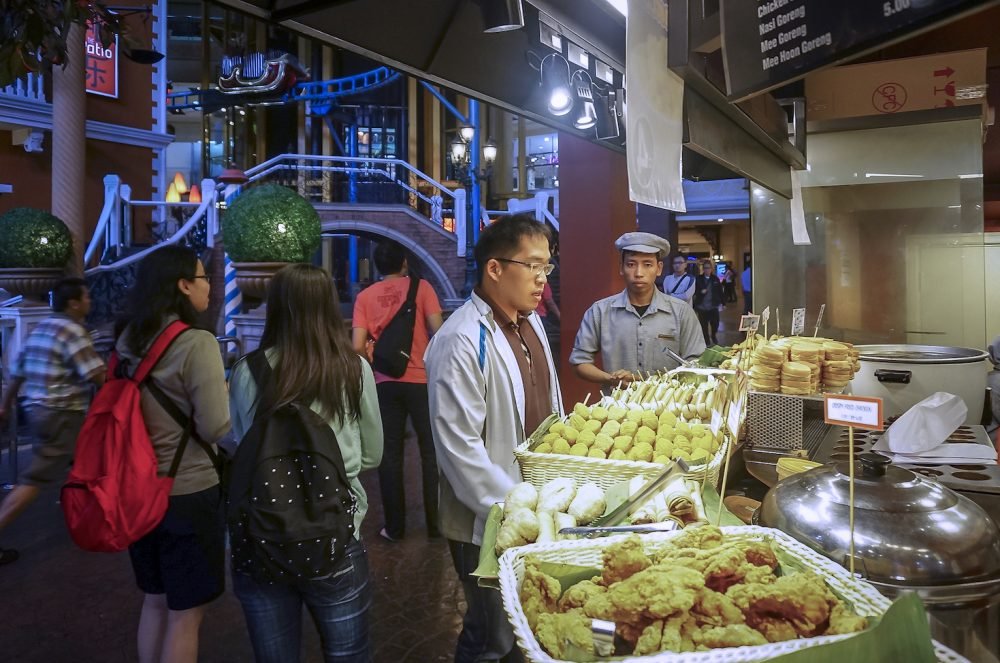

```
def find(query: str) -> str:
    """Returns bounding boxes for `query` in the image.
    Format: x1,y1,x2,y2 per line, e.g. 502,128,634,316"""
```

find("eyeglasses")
188,275,210,281
496,258,555,277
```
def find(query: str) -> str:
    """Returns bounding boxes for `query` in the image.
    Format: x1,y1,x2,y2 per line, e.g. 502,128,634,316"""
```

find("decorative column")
51,23,87,275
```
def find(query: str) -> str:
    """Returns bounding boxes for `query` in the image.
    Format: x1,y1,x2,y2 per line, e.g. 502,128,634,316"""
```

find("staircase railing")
84,178,218,275
235,154,460,231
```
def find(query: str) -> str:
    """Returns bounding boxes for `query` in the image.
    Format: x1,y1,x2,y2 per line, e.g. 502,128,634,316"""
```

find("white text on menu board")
757,1,833,71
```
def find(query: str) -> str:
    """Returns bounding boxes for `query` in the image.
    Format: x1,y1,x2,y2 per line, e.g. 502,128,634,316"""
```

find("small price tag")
760,306,771,323
791,308,806,335
823,394,884,431
739,314,760,332
727,397,743,437
710,409,723,436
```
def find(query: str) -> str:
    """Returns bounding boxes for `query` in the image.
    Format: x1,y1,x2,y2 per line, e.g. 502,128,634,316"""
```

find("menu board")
720,0,989,101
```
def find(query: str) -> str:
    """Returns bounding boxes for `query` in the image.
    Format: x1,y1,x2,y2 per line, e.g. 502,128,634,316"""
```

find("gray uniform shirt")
569,289,706,375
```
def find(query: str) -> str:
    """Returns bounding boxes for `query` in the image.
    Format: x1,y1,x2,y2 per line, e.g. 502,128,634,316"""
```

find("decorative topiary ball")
222,184,321,263
0,207,73,268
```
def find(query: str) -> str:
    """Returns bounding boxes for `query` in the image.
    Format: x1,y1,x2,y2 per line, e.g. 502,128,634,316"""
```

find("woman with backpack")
228,263,384,663
115,245,231,663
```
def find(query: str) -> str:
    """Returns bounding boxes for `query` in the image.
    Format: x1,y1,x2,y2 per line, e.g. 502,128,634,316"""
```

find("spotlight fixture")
540,53,573,116
571,70,597,131
594,89,622,139
481,0,524,33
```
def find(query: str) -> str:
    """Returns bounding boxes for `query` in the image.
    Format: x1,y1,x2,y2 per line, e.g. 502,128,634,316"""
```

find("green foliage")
222,184,321,263
0,207,73,268
0,1,133,87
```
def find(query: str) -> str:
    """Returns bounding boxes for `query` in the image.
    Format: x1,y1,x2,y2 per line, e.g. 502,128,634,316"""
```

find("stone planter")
232,261,287,309
0,267,63,301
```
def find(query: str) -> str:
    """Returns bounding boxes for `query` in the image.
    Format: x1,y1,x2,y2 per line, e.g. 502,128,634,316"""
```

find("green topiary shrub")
222,184,321,263
0,207,73,268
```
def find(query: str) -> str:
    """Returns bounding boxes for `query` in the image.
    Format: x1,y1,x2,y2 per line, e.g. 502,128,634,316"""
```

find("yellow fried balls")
569,443,589,457
549,421,567,436
641,411,658,431
569,414,588,432
634,426,656,446
600,421,621,438
587,448,607,459
619,421,639,438
612,436,633,452
552,439,572,455
608,449,628,460
584,419,602,435
627,442,654,462
626,409,644,424
562,427,579,443
593,434,615,454
535,441,553,454
607,405,628,422
576,430,597,447
590,406,609,423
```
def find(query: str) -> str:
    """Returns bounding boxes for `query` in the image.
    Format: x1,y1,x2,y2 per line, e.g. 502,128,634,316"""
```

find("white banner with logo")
626,0,686,212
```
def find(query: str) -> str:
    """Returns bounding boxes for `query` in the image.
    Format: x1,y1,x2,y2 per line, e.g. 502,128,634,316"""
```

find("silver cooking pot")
851,345,989,426
759,453,1000,662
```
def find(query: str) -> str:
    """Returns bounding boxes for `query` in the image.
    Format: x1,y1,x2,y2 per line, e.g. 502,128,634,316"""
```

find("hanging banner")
85,19,119,98
626,0,686,212
719,0,987,102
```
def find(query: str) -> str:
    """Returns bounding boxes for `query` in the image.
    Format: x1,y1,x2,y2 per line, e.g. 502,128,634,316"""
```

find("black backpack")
226,350,357,583
371,276,421,378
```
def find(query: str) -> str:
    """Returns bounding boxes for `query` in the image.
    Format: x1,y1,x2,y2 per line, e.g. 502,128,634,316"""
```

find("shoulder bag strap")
147,380,221,477
404,275,421,307
669,274,691,294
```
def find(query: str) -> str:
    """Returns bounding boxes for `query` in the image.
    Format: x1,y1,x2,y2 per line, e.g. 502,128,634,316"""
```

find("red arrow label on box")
934,67,955,77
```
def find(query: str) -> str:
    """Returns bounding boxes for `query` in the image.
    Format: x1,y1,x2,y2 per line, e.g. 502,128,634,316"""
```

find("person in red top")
352,241,444,541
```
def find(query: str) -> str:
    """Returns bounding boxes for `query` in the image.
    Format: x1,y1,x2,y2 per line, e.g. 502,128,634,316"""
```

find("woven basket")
515,434,729,492
497,525,967,663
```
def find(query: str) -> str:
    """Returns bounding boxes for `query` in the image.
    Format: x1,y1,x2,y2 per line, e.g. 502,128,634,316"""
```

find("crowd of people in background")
0,217,752,663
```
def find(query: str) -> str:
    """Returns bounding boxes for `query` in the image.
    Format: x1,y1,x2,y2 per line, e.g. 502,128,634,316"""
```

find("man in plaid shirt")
0,278,106,565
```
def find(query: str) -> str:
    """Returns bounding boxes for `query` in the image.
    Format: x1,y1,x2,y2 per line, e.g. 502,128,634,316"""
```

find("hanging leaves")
0,0,133,87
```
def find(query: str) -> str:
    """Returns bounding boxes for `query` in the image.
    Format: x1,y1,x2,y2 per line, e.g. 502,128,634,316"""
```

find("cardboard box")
805,48,987,122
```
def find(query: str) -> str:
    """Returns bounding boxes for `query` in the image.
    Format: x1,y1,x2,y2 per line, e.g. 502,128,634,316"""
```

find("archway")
320,220,460,303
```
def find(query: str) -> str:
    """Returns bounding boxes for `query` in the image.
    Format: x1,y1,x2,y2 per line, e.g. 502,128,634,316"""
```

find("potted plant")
0,207,72,299
222,184,321,304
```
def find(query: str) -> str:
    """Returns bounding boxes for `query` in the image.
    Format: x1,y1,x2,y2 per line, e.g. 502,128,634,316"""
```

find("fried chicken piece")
668,523,724,551
740,563,778,586
534,611,594,659
659,614,699,653
558,579,606,612
618,617,655,650
826,602,868,635
750,616,799,642
694,623,769,648
743,540,778,569
607,565,704,620
520,560,561,630
727,572,832,638
692,586,744,626
704,546,754,593
634,620,665,656
600,535,651,585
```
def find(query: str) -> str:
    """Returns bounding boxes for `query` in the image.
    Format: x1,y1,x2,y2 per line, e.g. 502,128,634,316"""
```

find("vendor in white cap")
570,231,706,387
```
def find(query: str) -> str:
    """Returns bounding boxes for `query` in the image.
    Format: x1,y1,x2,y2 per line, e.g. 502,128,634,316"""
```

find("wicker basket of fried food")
497,525,959,662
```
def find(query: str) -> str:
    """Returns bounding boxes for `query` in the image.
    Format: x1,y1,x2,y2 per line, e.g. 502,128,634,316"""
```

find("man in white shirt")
662,255,695,304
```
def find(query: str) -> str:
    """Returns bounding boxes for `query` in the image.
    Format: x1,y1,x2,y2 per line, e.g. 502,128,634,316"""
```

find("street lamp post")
449,126,497,298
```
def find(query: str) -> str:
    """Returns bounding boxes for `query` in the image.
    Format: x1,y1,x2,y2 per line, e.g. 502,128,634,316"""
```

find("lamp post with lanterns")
449,122,498,298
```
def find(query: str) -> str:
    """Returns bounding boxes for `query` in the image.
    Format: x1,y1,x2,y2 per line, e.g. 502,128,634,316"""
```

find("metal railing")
0,72,46,102
235,154,460,230
84,177,218,275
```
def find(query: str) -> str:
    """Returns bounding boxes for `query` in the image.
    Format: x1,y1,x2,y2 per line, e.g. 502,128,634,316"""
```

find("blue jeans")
233,538,372,663
449,540,523,663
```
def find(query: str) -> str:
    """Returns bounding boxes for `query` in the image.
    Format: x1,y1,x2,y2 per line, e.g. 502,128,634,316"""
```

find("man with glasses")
426,213,563,663
571,232,705,388
663,255,696,304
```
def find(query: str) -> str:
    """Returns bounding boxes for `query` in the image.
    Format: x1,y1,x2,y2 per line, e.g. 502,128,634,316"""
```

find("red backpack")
62,321,199,552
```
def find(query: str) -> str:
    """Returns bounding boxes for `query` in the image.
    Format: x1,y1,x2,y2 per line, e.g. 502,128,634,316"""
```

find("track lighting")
481,0,524,33
540,54,573,116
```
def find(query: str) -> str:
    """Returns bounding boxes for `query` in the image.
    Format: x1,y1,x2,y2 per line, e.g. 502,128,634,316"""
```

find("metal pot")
759,453,1000,661
851,344,989,425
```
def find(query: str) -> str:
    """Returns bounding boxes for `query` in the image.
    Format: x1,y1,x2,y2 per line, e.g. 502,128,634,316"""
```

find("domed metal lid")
759,453,1000,585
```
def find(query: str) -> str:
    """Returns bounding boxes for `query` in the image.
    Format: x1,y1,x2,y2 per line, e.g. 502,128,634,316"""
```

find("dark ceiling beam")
271,0,360,22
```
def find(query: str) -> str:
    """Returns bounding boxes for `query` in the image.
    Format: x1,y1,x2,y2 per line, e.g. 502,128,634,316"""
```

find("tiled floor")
0,440,462,662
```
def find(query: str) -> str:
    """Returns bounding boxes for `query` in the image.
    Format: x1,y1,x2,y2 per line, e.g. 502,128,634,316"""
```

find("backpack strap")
146,381,222,478
245,349,277,421
133,320,191,384
404,275,420,309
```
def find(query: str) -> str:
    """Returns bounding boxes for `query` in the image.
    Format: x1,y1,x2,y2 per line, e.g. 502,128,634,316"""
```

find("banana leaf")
473,504,505,587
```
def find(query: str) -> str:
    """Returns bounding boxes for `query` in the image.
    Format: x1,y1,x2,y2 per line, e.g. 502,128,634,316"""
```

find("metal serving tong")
558,459,690,538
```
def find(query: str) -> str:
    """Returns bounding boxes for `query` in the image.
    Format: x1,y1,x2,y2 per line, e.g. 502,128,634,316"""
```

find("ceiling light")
541,54,573,116
481,0,524,33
